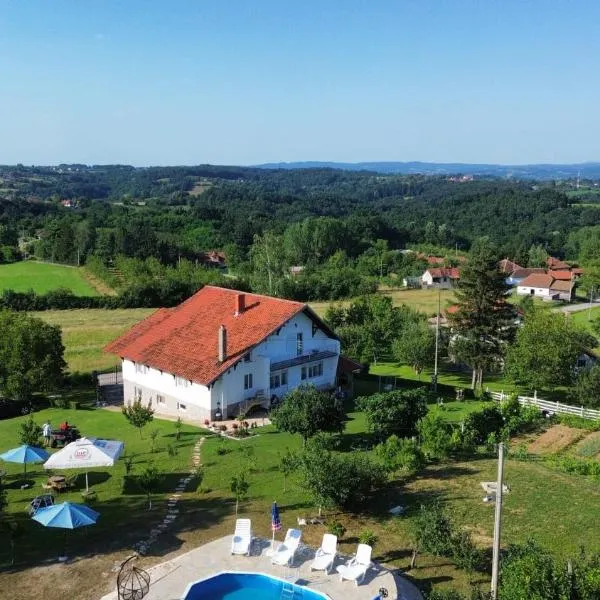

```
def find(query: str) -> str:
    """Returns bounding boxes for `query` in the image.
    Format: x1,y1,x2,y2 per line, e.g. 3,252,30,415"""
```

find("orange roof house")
105,287,341,421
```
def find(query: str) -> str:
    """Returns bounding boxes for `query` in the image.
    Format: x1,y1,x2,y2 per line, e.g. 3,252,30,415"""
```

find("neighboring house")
199,251,226,269
499,258,522,274
421,267,460,289
506,267,546,286
576,348,600,371
547,256,571,271
105,286,341,421
516,273,574,301
289,266,305,277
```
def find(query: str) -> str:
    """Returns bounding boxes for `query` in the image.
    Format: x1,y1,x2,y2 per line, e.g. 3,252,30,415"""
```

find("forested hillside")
1,164,600,304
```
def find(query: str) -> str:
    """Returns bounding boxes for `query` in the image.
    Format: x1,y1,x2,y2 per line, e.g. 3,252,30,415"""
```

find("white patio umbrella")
43,437,124,492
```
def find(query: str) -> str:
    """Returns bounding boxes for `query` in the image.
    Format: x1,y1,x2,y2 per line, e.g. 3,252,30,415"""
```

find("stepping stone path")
132,436,204,556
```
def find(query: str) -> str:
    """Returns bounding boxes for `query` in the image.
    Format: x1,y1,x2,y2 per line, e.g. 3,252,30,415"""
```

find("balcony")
270,350,338,372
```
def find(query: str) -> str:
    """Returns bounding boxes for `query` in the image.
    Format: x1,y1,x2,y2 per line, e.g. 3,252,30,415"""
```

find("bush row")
0,278,247,311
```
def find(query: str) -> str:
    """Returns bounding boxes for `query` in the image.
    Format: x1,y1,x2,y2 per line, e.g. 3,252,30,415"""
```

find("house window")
135,364,148,375
157,395,165,405
177,402,186,411
301,367,307,380
244,352,251,363
296,333,303,356
175,376,190,388
281,370,288,386
134,386,142,400
308,362,323,378
244,373,253,390
270,374,280,389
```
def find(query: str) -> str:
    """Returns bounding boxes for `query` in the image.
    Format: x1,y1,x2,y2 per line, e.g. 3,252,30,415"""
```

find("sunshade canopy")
43,437,124,470
32,501,100,529
0,444,50,464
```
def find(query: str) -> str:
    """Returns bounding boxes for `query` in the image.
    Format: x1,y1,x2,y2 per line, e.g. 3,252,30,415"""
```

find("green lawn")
569,305,600,334
0,261,99,296
2,403,600,597
370,361,516,394
0,408,203,573
34,308,154,373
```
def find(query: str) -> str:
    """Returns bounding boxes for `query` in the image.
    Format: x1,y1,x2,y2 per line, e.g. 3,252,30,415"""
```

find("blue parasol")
32,501,100,529
0,444,50,474
32,501,100,561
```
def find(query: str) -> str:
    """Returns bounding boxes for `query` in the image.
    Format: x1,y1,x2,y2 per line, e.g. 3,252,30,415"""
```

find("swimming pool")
182,571,331,600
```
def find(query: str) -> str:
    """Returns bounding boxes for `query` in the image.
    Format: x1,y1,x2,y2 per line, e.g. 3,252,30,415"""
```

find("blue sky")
0,0,599,166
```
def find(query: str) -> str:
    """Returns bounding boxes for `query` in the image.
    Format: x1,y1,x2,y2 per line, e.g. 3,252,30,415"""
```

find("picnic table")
46,475,67,492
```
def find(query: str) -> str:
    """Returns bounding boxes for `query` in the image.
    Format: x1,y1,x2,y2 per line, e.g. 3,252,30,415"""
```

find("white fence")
489,390,600,421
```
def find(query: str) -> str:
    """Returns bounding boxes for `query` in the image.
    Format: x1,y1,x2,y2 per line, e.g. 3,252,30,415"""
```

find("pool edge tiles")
182,571,331,600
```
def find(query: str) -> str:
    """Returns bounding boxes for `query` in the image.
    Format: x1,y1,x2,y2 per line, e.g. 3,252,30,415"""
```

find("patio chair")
27,494,55,516
65,473,79,489
271,528,302,566
310,533,337,574
336,543,372,586
230,518,252,556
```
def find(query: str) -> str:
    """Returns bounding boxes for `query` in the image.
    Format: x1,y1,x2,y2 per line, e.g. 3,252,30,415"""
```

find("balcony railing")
270,350,337,372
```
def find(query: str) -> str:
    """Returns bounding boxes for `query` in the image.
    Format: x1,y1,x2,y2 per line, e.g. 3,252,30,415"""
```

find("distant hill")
255,161,600,180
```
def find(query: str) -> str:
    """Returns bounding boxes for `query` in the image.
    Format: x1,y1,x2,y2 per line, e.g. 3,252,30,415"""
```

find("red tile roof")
519,273,555,288
550,270,574,281
499,258,522,274
105,286,321,386
549,280,573,293
547,256,570,270
428,267,461,279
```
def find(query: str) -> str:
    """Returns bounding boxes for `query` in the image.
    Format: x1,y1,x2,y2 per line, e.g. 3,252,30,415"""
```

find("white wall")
421,271,434,286
516,285,553,299
122,359,211,420
121,310,340,420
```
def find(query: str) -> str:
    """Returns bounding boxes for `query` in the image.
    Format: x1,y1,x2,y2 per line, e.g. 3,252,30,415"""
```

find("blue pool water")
182,572,330,600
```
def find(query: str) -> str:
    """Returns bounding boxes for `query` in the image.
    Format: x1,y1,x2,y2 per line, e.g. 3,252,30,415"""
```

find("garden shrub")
358,529,378,547
375,435,425,476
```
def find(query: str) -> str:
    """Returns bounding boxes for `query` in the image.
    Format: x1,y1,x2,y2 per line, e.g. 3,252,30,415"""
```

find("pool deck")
99,536,422,600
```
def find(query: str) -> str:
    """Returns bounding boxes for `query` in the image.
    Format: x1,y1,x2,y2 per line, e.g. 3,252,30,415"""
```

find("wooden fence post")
581,406,585,417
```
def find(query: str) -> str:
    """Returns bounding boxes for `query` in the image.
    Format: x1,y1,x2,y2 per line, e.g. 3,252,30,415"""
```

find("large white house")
105,286,341,421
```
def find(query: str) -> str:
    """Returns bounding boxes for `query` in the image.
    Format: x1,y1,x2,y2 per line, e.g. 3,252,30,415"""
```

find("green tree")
278,448,300,492
570,365,600,409
122,398,154,438
375,435,424,476
528,244,549,268
498,541,570,600
506,308,592,391
230,471,250,515
392,319,436,379
300,443,386,514
358,388,429,441
137,464,162,510
418,412,455,460
413,501,454,557
19,416,43,447
330,295,408,364
449,239,516,390
249,231,289,296
0,311,66,401
271,385,345,444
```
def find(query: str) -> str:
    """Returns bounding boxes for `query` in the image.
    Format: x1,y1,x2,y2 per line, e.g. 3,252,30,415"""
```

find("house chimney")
235,293,246,316
218,324,227,362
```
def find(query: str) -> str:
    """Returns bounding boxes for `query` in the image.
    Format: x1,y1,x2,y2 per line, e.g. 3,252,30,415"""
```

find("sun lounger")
271,528,302,566
310,533,337,574
231,518,252,555
336,543,372,586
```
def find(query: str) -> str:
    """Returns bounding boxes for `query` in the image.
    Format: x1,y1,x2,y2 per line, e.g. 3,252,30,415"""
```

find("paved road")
557,301,600,314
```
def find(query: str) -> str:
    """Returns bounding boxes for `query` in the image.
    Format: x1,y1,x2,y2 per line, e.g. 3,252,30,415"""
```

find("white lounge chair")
310,533,337,574
271,528,302,566
336,544,372,586
231,518,252,555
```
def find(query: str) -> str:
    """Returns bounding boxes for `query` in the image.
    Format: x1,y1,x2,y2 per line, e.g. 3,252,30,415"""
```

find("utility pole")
432,286,441,392
588,286,595,321
491,442,505,600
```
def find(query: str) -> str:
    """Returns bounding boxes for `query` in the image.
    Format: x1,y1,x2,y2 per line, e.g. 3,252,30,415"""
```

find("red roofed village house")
105,286,341,421
421,267,461,289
